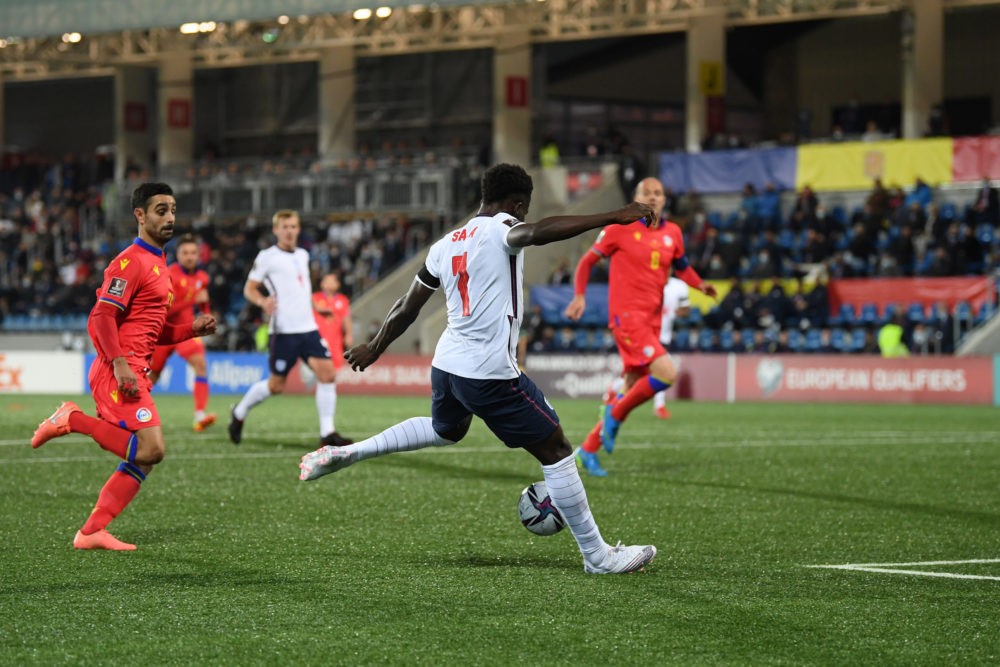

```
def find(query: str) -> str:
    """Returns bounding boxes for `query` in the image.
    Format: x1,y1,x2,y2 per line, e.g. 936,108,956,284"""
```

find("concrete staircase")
349,164,624,355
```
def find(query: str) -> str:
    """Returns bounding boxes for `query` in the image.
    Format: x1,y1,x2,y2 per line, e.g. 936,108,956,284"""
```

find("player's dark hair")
131,182,174,212
481,163,533,204
176,233,198,248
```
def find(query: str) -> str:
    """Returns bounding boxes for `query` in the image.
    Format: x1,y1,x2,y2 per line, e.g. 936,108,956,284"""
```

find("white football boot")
299,446,355,481
583,543,657,574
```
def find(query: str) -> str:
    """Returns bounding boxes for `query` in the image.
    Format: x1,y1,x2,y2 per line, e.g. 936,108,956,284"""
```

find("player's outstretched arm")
345,278,435,372
506,201,654,248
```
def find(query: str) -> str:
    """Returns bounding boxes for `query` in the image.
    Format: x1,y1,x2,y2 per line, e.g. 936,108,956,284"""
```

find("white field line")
807,559,1000,582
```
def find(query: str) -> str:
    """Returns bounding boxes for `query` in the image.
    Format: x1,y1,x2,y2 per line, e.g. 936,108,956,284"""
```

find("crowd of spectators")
3,148,998,358
0,150,455,347
522,175,999,356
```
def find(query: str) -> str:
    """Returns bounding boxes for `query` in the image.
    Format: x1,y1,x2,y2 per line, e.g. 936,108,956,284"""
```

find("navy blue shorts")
431,367,560,448
269,331,330,376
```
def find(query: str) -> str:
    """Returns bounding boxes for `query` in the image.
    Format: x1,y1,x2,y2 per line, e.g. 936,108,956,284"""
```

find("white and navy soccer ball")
517,481,566,536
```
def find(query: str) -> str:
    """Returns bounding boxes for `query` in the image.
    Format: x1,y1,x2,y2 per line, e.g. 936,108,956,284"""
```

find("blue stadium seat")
850,327,867,352
574,328,593,351
906,302,927,324
975,224,995,246
672,328,690,352
939,202,958,221
804,328,822,352
975,302,996,326
831,206,847,225
953,301,973,325
832,303,856,327
686,307,703,327
699,328,718,351
859,303,879,325
787,329,805,352
830,328,848,352
719,329,734,351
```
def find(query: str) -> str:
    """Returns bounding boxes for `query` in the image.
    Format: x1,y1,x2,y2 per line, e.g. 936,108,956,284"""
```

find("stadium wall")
0,351,996,407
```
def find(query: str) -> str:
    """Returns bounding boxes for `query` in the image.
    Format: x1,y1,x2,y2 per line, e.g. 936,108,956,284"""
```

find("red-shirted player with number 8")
565,176,717,476
30,183,217,550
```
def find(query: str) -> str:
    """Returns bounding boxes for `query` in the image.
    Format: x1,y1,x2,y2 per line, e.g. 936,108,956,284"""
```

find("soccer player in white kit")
652,276,691,419
228,210,352,448
299,164,658,574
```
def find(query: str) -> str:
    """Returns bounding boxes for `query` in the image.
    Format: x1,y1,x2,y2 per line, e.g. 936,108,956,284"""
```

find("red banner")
734,355,993,404
828,277,995,316
952,136,1000,182
285,354,432,396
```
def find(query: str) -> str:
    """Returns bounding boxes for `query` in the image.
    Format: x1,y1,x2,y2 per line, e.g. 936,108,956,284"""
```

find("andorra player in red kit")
565,176,717,476
30,183,216,550
148,233,216,432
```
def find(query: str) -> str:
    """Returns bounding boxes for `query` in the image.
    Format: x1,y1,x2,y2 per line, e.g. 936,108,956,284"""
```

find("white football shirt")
659,276,691,345
421,212,524,380
247,245,317,334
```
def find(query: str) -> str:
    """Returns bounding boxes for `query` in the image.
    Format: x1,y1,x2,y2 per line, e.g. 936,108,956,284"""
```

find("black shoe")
320,431,353,447
228,407,244,445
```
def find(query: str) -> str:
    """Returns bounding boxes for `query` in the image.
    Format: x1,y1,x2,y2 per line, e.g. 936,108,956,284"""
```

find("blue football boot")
575,448,608,477
600,404,620,454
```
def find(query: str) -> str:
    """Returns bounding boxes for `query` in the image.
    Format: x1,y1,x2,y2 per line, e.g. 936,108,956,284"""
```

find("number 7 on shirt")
451,253,471,317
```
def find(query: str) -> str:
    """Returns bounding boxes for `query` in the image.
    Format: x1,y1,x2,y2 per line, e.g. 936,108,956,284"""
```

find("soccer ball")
517,481,565,536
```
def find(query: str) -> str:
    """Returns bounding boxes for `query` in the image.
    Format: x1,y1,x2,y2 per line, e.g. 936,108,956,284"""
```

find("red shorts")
89,359,161,431
150,337,206,373
611,311,666,374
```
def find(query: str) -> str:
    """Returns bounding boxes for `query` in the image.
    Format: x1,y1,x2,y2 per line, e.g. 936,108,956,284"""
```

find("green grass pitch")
1,393,998,665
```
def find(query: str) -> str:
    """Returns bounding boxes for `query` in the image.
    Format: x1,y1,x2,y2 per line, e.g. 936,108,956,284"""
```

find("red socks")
69,412,137,461
580,422,602,453
80,463,145,535
610,376,660,422
194,377,209,412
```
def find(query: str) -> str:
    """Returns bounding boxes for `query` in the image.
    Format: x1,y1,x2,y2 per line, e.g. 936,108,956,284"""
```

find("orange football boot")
73,529,136,551
193,413,217,432
31,401,82,448
654,405,671,420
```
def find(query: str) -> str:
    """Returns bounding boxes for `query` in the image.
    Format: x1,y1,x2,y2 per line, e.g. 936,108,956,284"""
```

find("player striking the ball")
299,163,657,574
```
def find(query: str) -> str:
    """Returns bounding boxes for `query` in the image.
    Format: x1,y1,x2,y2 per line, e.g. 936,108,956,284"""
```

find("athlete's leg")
527,425,656,573
611,354,676,422
307,356,339,439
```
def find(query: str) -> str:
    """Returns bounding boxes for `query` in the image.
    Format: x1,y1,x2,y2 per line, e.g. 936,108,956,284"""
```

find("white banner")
0,351,83,394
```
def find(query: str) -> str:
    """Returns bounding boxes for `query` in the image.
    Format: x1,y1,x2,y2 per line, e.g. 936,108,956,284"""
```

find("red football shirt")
88,238,171,367
591,219,687,326
312,291,351,356
166,263,210,325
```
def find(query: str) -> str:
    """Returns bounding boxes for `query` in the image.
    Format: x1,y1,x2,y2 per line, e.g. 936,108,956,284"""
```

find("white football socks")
316,381,336,437
234,379,271,420
344,416,452,462
652,390,667,410
541,455,606,559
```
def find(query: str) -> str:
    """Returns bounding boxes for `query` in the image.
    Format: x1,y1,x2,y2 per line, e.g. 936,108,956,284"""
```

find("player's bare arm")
192,313,217,337
506,202,654,248
564,248,604,321
345,279,435,372
244,278,276,315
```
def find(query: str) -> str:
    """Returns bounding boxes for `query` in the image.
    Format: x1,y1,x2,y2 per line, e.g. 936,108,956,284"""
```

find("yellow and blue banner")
658,135,1000,193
